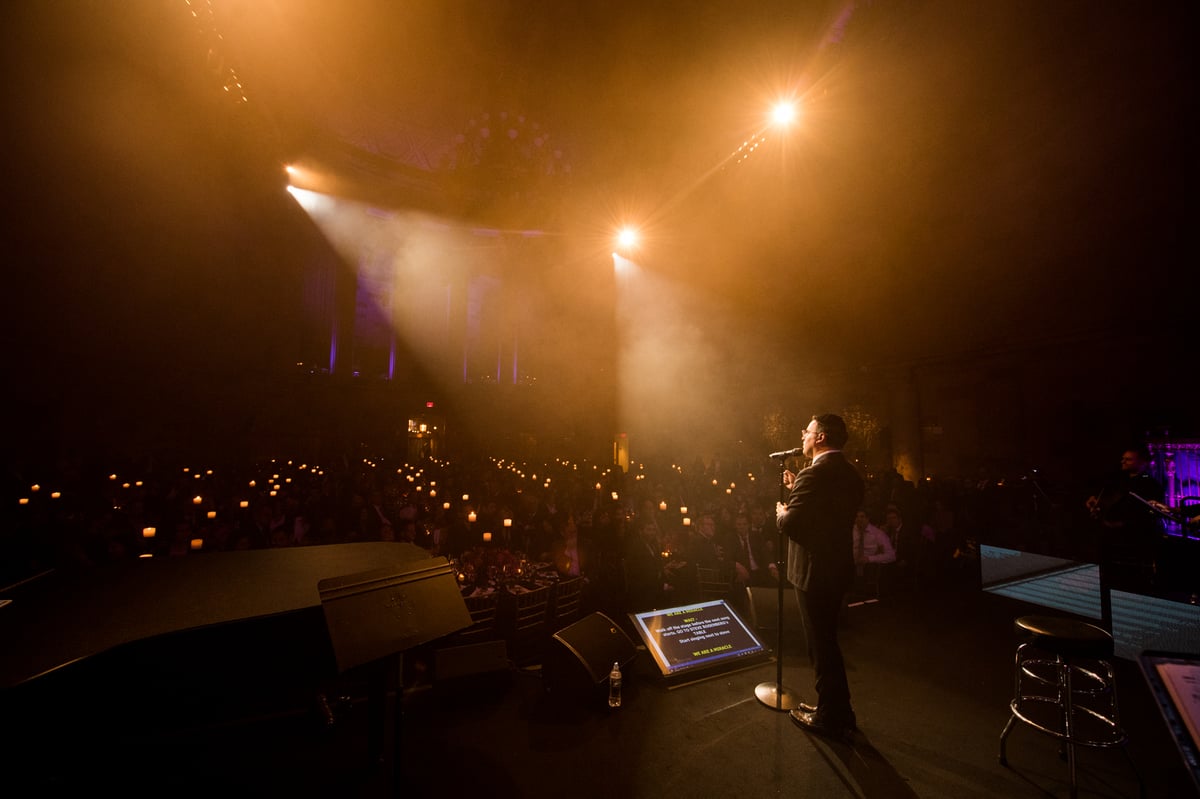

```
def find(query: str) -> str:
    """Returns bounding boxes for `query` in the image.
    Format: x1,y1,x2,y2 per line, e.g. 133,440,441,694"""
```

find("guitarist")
1085,446,1164,590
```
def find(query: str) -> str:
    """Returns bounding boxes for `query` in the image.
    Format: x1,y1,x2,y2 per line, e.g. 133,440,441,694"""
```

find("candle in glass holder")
190,538,203,550
503,518,512,527
142,527,156,539
193,496,202,505
206,511,217,519
683,517,691,526
468,511,477,522
680,506,688,515
483,532,492,542
18,497,29,505
659,501,667,511
239,500,249,508
443,502,451,510
462,493,470,501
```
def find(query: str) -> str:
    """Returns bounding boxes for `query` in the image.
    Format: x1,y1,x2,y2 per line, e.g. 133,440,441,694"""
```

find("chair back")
510,584,553,636
548,576,585,627
696,565,734,602
503,584,553,664
456,591,501,643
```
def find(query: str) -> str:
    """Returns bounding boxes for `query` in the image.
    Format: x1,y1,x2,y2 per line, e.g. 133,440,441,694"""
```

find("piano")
0,542,469,789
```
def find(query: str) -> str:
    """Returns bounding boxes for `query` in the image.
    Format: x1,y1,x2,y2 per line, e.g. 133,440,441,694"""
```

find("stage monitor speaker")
543,612,637,699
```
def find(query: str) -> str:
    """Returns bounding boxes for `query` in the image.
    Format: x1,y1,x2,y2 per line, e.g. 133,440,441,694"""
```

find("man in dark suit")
731,511,770,587
774,413,865,740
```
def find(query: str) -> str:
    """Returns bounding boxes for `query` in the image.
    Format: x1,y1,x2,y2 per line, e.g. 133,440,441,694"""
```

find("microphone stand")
755,457,801,711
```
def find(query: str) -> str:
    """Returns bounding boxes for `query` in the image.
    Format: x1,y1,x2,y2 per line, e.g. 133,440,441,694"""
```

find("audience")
7,445,1108,616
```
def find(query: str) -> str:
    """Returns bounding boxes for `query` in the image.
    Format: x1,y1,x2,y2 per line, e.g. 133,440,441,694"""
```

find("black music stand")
318,556,471,796
755,458,801,711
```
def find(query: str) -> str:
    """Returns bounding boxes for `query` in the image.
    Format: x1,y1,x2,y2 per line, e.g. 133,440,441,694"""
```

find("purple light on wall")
329,321,338,374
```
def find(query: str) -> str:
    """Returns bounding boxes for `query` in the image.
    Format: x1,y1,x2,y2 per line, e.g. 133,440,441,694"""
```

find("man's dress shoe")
790,708,855,742
796,702,857,730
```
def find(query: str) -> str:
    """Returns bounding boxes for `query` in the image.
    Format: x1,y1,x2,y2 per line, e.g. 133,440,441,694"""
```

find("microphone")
769,447,804,459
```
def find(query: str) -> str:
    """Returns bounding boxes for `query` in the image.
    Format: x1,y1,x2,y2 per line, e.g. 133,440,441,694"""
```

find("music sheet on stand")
1157,660,1200,752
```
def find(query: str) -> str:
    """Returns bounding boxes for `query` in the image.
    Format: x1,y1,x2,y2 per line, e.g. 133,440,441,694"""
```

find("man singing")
774,413,864,741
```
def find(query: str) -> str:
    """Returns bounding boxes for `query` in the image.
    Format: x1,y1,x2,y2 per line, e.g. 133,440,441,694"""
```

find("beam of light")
636,97,807,228
285,185,331,213
613,253,735,464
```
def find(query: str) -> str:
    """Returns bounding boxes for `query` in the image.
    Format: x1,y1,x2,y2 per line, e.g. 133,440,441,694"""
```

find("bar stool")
998,615,1142,798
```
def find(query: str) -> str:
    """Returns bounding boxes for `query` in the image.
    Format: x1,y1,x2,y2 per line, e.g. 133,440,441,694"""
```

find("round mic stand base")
755,680,801,712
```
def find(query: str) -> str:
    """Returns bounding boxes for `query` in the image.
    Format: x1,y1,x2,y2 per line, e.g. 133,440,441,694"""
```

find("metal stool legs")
999,632,1142,798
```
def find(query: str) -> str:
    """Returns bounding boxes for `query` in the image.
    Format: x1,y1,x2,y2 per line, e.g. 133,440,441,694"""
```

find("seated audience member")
549,512,592,579
853,509,896,567
731,511,770,587
624,517,670,612
686,511,738,603
883,504,937,587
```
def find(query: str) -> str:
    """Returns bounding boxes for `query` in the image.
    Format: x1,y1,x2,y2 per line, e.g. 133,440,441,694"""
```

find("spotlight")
770,100,798,128
616,226,639,251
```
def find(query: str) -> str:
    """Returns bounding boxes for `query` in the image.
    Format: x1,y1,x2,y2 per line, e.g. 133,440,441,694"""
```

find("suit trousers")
795,585,852,721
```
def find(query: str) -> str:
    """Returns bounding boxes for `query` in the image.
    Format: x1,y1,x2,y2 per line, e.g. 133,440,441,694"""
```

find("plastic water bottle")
608,661,622,708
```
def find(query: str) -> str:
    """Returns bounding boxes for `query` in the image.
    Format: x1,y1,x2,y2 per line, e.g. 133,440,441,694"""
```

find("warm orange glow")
771,100,798,127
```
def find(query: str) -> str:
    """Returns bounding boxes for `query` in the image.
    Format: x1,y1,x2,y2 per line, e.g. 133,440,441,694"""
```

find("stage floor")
11,579,1199,799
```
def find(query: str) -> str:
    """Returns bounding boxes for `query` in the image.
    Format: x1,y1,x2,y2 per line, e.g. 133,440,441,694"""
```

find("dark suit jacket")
776,451,864,594
731,529,770,578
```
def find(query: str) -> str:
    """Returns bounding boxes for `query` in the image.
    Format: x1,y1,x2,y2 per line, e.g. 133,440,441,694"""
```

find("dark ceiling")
2,1,1196,462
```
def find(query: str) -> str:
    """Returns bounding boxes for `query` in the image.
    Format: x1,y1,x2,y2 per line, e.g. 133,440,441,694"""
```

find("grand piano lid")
0,541,432,689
